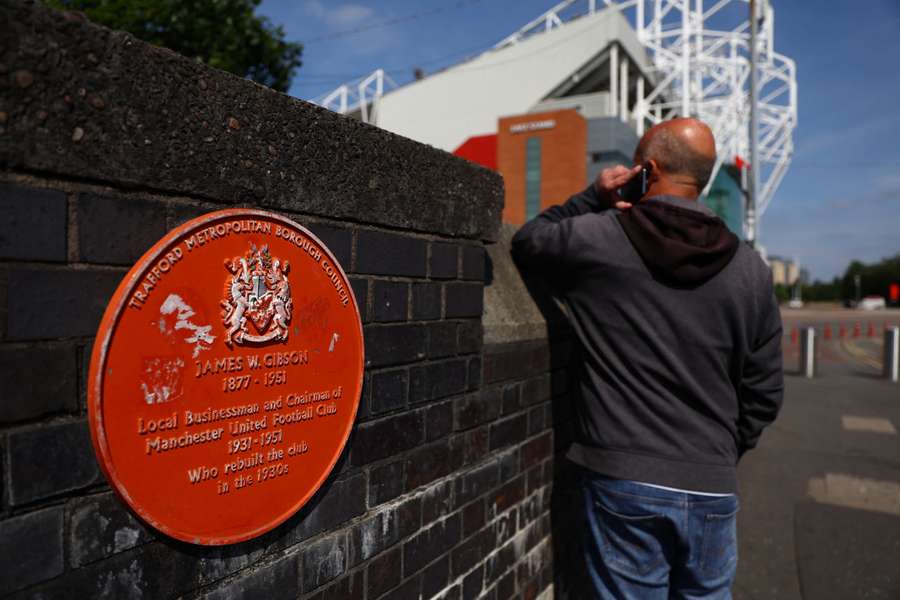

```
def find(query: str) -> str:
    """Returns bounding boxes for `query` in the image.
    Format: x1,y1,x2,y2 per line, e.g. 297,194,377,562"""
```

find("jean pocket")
593,500,667,577
700,508,739,574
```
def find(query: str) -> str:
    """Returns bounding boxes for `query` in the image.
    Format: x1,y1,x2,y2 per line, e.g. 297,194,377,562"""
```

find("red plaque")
88,209,364,545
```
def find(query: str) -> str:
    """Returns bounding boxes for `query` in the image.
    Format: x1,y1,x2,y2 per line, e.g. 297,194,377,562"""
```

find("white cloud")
796,111,900,158
304,1,374,28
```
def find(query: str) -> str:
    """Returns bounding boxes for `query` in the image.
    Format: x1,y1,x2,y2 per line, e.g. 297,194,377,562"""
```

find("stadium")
315,0,797,239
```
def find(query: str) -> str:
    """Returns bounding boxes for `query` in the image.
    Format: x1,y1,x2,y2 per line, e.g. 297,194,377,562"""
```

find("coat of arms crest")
221,244,292,347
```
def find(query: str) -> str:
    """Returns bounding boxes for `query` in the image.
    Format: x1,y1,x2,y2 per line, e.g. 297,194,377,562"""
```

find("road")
733,309,900,600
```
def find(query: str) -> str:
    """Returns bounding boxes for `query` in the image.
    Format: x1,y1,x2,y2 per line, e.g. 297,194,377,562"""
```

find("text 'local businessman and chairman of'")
512,118,783,599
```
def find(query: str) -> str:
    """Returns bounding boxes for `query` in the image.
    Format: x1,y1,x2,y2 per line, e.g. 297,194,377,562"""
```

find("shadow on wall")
483,223,588,599
514,257,588,600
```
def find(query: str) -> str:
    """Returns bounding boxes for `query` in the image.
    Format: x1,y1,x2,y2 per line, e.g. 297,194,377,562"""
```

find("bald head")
635,118,717,194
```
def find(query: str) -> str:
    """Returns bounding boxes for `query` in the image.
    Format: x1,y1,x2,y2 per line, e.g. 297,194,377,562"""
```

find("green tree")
45,0,303,92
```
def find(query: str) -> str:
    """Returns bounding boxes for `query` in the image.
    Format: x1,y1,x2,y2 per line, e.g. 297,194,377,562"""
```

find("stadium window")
525,137,542,220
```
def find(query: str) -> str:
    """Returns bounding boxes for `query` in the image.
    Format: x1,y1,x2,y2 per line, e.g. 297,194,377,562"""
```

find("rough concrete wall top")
0,1,503,241
483,224,569,345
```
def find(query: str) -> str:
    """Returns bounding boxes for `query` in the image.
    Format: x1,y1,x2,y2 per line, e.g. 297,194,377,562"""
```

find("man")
511,118,783,599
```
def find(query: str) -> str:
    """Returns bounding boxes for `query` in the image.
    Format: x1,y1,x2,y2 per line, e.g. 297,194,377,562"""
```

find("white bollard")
800,326,817,378
884,327,899,383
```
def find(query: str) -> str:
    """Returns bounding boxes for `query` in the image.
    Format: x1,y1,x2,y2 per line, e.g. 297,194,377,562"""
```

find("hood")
616,196,740,286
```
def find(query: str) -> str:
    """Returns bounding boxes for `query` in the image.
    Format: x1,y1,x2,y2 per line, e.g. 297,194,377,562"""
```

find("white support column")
681,1,690,116
636,76,645,135
885,327,900,383
619,56,629,123
609,44,618,117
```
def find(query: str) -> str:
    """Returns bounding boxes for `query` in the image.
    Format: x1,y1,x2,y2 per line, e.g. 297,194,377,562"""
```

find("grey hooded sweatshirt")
511,185,783,493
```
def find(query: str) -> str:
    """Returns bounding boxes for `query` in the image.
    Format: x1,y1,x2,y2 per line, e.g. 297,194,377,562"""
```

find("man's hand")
594,164,643,210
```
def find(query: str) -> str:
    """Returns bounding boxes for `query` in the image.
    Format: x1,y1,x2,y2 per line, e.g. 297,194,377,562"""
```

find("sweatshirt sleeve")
736,282,784,458
511,185,607,269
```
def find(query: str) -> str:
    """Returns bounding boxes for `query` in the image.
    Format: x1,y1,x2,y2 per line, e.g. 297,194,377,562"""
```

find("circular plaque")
88,209,364,545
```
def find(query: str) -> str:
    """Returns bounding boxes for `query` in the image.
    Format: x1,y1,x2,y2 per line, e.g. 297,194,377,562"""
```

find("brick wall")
0,2,565,599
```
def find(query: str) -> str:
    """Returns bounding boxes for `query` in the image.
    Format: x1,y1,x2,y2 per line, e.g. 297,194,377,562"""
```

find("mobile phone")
618,165,650,203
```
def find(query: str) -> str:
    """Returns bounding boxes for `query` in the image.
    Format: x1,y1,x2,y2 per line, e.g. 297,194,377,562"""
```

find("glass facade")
525,137,542,220
702,167,744,237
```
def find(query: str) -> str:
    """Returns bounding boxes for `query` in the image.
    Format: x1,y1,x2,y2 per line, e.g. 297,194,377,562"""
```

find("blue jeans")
580,471,739,599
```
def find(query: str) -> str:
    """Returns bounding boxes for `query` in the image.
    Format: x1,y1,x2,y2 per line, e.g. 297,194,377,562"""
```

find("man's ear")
646,159,661,182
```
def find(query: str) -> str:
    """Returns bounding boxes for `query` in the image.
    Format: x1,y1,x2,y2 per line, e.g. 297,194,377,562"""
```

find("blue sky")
258,0,900,281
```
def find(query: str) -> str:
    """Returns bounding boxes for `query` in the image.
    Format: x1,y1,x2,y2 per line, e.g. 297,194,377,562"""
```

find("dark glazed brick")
288,472,366,542
204,552,300,600
461,245,486,281
489,414,528,451
350,277,369,322
405,438,462,490
5,268,123,340
445,283,484,318
498,449,520,481
462,498,486,539
70,491,153,567
408,359,468,404
425,400,453,442
367,546,402,598
521,374,551,406
307,570,365,600
307,223,352,269
402,513,461,577
0,185,67,262
462,565,484,600
427,321,457,358
397,495,423,538
521,433,553,469
454,389,502,431
457,320,483,355
435,585,462,600
351,411,424,466
451,527,494,579
467,357,482,392
382,575,421,600
350,508,401,564
497,571,517,599
364,323,427,368
370,368,408,415
422,555,450,599
0,344,77,423
501,384,521,416
454,460,499,507
356,231,427,277
496,508,518,546
492,476,526,516
0,506,64,595
6,420,99,505
166,202,210,230
369,460,404,506
372,280,409,322
77,193,166,265
462,426,490,466
421,480,454,523
430,242,459,279
527,405,546,436
412,282,442,321
301,535,347,593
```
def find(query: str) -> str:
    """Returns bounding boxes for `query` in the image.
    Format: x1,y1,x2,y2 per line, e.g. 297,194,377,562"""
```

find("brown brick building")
497,110,587,225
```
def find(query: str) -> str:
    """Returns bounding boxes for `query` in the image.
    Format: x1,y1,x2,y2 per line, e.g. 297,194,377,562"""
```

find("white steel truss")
498,0,797,232
315,69,397,125
314,0,797,234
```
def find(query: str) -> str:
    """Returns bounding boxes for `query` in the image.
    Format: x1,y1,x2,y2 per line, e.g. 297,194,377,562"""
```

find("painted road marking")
808,473,900,516
841,416,897,435
840,339,881,370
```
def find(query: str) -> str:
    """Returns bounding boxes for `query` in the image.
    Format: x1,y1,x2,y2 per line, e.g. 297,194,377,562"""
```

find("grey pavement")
733,310,900,600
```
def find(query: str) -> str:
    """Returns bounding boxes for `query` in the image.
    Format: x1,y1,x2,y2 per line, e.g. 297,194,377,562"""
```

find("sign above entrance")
88,209,364,545
509,119,556,134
